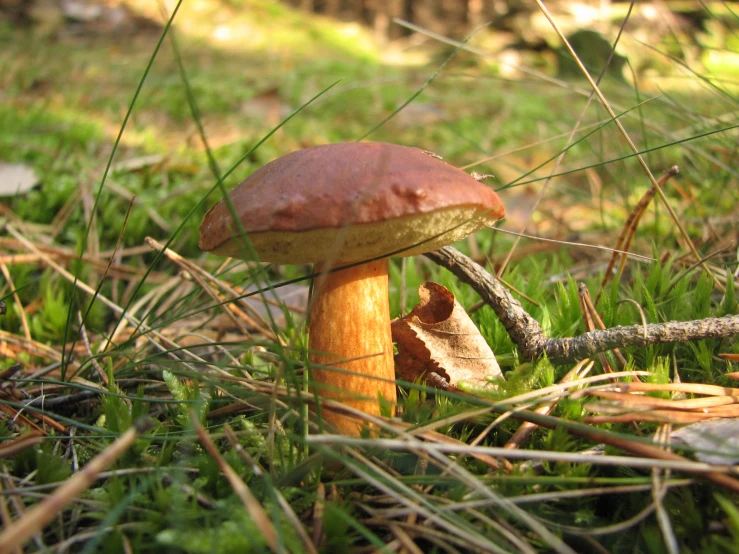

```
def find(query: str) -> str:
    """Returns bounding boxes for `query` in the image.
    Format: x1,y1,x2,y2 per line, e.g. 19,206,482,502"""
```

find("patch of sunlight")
638,66,739,94
130,0,380,63
703,49,739,77
381,45,431,67
568,2,603,26
210,22,262,44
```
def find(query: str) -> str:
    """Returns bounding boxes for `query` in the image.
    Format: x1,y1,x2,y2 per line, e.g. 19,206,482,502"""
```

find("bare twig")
425,246,739,363
579,283,629,371
425,247,547,359
542,317,739,363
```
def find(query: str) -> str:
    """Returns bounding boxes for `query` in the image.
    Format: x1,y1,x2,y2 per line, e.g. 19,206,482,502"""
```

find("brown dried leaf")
392,282,502,390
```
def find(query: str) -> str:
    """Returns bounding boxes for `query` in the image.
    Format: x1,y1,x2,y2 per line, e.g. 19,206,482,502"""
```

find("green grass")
1,0,739,552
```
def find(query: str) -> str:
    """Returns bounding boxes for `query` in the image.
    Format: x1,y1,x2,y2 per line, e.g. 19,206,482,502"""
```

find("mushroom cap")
199,142,505,264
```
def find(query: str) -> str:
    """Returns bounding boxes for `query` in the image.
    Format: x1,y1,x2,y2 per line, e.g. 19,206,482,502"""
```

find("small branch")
425,246,739,363
542,316,739,362
424,247,547,359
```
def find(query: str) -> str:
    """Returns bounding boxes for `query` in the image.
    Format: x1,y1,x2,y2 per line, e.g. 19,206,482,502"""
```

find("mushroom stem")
309,259,396,435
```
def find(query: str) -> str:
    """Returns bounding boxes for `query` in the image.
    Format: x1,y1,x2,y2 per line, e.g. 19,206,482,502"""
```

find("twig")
542,316,739,363
425,247,546,359
426,246,739,363
579,283,629,371
22,390,99,410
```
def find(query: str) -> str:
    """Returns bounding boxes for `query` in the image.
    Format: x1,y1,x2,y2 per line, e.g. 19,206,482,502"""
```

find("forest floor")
0,1,738,552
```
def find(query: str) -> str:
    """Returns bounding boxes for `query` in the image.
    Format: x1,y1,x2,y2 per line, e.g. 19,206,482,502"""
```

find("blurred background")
2,1,736,87
1,5,738,551
0,0,736,313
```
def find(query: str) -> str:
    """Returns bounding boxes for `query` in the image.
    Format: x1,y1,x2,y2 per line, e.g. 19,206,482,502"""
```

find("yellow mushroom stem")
309,258,396,435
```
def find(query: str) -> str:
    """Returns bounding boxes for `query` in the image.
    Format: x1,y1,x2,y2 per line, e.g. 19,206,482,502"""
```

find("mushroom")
199,142,504,434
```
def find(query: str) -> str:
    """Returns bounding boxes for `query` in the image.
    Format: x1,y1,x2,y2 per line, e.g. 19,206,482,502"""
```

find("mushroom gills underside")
209,205,501,264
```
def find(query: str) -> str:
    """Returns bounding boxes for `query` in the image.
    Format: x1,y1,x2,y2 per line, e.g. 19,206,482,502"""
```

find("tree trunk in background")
441,0,469,36
373,0,405,43
374,0,390,45
468,0,485,28
353,0,367,25
413,0,440,35
324,0,342,19
282,0,484,42
388,0,405,40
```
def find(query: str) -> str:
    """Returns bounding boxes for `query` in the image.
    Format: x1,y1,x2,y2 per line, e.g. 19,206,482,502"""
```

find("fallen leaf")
0,162,38,197
392,282,503,390
671,419,739,465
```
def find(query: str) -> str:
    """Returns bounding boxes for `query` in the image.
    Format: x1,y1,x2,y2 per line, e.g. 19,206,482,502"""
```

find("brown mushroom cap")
199,142,505,264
